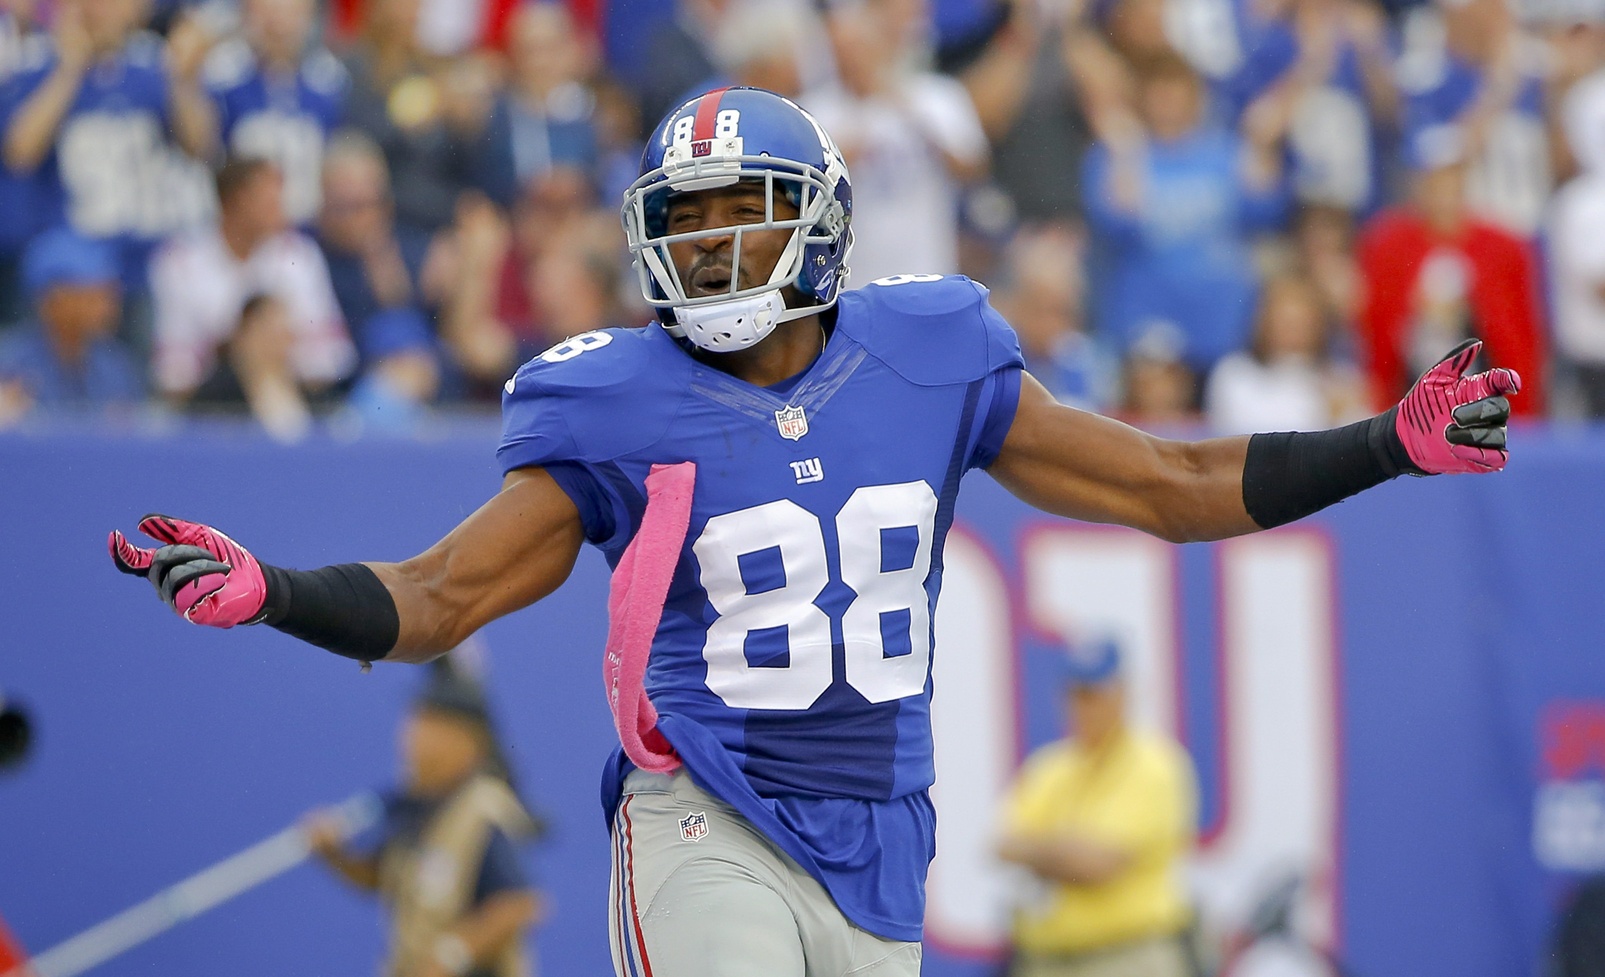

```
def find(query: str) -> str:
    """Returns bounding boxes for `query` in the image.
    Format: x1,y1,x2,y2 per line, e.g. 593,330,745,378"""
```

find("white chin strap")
672,289,791,353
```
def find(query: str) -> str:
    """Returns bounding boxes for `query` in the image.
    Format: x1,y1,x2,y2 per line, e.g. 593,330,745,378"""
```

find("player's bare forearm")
988,373,1259,544
368,467,586,662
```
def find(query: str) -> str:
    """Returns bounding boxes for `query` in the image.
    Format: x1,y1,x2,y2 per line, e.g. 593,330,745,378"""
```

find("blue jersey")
1400,47,1549,234
497,275,1023,940
1223,21,1388,213
204,40,347,226
0,33,212,284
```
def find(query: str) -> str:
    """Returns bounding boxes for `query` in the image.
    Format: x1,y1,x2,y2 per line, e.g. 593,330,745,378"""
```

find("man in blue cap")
0,227,142,424
997,640,1198,977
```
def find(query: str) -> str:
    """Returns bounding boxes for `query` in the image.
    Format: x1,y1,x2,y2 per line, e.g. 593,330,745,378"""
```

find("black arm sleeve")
256,563,401,662
1241,407,1420,530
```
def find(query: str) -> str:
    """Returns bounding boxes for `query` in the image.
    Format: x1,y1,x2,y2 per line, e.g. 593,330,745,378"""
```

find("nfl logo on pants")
679,811,709,843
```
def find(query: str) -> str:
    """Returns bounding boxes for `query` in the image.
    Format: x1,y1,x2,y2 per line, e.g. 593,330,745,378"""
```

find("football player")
110,88,1517,977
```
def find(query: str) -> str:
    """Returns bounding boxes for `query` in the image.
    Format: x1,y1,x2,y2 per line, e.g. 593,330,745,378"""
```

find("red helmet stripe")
692,87,731,142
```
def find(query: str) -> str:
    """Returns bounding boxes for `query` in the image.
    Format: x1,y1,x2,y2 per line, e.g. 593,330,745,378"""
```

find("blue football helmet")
621,87,853,353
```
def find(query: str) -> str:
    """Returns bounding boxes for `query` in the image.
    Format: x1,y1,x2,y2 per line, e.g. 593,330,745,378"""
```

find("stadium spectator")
473,3,599,212
1396,0,1551,236
707,0,813,99
998,640,1198,977
325,0,523,56
966,0,1138,229
1205,273,1368,433
316,134,439,353
1226,0,1399,216
204,0,350,227
1081,53,1284,372
0,0,46,323
448,166,620,366
0,0,218,295
634,0,727,138
1537,0,1605,184
315,132,441,419
1292,203,1363,335
528,246,626,343
0,227,140,425
991,226,1118,411
591,77,645,207
805,0,989,284
1103,0,1232,79
437,191,521,387
1358,124,1546,413
1118,322,1199,425
304,662,544,977
187,293,315,440
1547,69,1605,416
150,157,354,407
340,0,492,237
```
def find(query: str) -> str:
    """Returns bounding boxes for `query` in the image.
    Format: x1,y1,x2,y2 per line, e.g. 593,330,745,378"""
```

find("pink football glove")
109,515,268,627
1395,339,1521,475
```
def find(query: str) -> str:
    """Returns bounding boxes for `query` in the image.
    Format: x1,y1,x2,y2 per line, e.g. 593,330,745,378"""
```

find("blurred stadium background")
2,0,1604,971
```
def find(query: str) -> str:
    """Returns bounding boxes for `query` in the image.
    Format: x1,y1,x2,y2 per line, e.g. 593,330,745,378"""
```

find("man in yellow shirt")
997,641,1198,977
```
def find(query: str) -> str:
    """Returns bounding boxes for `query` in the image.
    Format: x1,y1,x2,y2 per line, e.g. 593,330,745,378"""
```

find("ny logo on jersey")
789,458,824,484
679,811,709,842
775,404,808,441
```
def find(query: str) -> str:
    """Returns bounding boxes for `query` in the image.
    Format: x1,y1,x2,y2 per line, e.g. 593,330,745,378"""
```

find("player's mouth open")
689,267,734,296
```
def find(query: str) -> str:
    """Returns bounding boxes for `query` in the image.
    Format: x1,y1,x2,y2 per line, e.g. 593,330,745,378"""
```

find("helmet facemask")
622,158,850,353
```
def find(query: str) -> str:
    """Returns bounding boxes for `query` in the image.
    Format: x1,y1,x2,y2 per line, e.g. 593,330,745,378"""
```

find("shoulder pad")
301,49,349,95
202,39,255,89
838,275,1023,386
499,327,684,468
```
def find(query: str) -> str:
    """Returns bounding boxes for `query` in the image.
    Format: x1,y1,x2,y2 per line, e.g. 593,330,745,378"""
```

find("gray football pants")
608,768,923,977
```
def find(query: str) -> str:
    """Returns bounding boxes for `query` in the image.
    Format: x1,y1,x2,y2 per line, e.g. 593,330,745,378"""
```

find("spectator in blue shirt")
314,130,442,425
0,0,219,290
1082,53,1286,372
992,226,1120,412
1224,0,1400,217
1396,0,1550,236
472,3,598,211
205,0,349,227
0,227,142,424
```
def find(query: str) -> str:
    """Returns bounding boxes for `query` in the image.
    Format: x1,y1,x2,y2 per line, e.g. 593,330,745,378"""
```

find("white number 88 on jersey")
692,482,939,710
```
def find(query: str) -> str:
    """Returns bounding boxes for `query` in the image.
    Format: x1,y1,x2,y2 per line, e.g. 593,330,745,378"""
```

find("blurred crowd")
0,0,1601,436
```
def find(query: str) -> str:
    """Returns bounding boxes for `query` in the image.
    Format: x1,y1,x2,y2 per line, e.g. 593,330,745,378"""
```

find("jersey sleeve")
967,289,1023,470
496,377,611,541
967,361,1021,471
497,330,676,547
497,366,583,474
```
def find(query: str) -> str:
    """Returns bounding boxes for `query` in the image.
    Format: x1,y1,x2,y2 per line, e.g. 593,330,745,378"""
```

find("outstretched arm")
110,467,587,664
989,340,1520,543
989,373,1257,543
370,467,586,661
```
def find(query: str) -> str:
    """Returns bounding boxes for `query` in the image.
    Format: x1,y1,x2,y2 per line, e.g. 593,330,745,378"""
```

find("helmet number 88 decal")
671,109,742,146
692,481,938,710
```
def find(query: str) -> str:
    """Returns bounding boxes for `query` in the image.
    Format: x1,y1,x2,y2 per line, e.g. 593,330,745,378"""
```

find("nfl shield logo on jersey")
774,404,809,441
679,811,709,842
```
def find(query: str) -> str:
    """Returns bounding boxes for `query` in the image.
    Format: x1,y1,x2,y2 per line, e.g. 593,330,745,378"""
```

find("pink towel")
603,461,696,773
